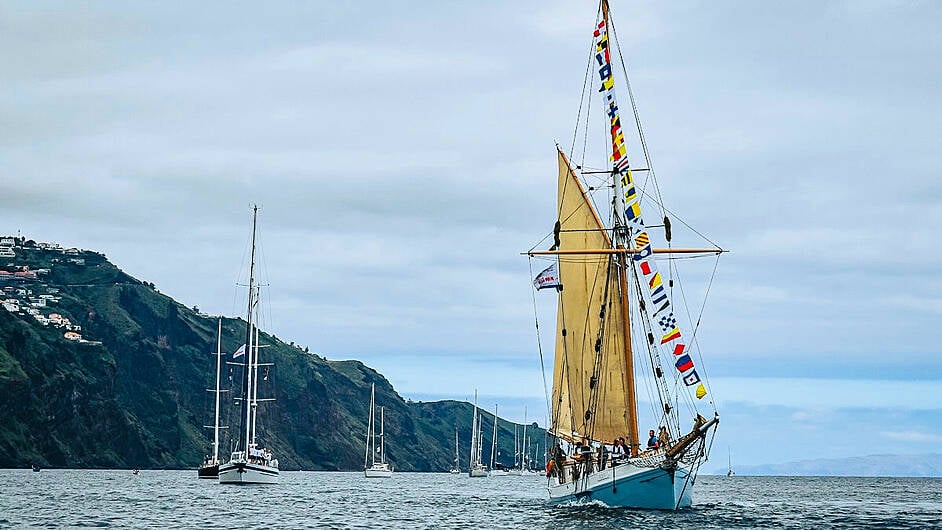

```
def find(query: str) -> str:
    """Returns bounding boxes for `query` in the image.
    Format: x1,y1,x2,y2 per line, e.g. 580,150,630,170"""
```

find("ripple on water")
5,471,941,529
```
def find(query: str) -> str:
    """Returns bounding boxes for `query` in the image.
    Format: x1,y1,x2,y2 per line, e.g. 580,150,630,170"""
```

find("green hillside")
0,238,544,471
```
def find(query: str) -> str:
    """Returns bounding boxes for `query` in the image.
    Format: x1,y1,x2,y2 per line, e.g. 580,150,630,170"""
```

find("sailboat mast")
365,383,375,467
250,323,260,445
470,390,479,466
380,406,386,465
490,405,498,470
522,406,528,471
239,205,259,453
514,425,518,469
598,0,641,455
212,318,222,462
616,250,639,454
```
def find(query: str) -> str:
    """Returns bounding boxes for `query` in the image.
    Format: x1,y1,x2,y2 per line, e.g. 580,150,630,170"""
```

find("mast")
521,406,528,471
469,391,478,466
238,205,259,453
490,405,498,470
365,383,375,468
616,249,639,454
250,323,260,445
380,406,386,465
596,0,641,457
212,318,222,462
455,429,460,470
514,426,518,469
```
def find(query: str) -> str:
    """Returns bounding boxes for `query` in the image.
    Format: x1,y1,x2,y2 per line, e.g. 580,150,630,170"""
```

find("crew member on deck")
646,429,659,449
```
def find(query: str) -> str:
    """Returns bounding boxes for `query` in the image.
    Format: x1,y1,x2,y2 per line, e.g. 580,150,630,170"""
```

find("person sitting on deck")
578,438,594,473
598,444,608,470
571,440,584,460
646,429,659,450
610,438,626,464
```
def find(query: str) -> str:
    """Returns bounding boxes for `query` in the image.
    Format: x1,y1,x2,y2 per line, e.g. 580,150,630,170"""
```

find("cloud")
879,430,942,443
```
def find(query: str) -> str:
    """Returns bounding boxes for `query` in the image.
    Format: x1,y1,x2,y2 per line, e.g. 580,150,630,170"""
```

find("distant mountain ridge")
0,236,544,471
719,454,942,477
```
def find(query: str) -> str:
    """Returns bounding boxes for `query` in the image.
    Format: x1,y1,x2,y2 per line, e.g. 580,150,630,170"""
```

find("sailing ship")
364,383,393,478
527,0,721,509
198,319,227,479
468,391,489,477
727,447,735,477
450,429,461,474
218,206,280,485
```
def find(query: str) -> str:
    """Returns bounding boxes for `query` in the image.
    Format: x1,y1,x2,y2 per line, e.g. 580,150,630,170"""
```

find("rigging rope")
528,258,553,426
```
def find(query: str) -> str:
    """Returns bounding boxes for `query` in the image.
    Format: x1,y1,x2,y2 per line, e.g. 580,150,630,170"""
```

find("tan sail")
551,148,634,445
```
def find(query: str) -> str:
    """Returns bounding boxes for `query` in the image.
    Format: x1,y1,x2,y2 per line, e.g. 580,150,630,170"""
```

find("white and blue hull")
218,461,279,485
548,463,693,510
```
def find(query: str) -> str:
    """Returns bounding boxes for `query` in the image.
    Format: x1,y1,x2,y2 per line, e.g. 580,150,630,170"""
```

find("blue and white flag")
533,262,562,291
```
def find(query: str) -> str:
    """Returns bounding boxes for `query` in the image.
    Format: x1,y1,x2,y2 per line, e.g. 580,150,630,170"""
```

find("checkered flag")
658,313,676,332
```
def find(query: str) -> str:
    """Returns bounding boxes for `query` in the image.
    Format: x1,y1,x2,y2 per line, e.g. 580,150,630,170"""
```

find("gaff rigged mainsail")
551,149,636,446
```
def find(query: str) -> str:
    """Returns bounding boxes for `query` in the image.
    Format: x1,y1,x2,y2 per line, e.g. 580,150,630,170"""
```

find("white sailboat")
727,447,735,477
364,383,393,478
219,206,280,485
528,0,721,509
449,429,461,474
468,390,488,478
198,319,227,479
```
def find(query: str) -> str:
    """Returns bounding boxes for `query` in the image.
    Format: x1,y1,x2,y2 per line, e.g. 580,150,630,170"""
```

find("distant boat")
727,447,736,477
218,206,280,485
364,383,393,478
198,319,227,479
449,429,460,474
31,464,40,472
528,0,721,509
132,469,140,476
468,390,488,478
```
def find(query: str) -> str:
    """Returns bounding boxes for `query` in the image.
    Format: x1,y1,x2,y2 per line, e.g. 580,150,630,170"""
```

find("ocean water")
3,470,940,529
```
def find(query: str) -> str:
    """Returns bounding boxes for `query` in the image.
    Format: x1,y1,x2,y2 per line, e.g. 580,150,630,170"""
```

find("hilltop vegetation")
0,238,543,470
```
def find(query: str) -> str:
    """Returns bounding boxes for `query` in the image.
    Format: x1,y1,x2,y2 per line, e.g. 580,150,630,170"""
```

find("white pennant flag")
533,262,562,291
232,343,246,358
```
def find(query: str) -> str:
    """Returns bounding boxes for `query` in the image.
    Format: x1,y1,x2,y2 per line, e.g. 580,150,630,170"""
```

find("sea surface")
2,470,940,529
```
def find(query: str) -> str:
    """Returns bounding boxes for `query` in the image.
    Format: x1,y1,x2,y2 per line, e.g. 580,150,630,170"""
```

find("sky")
2,1,940,467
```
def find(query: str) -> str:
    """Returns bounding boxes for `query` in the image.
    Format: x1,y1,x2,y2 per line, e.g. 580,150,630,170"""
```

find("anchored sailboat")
528,0,721,509
219,205,280,485
198,319,227,479
468,391,488,477
450,429,461,474
364,383,393,478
